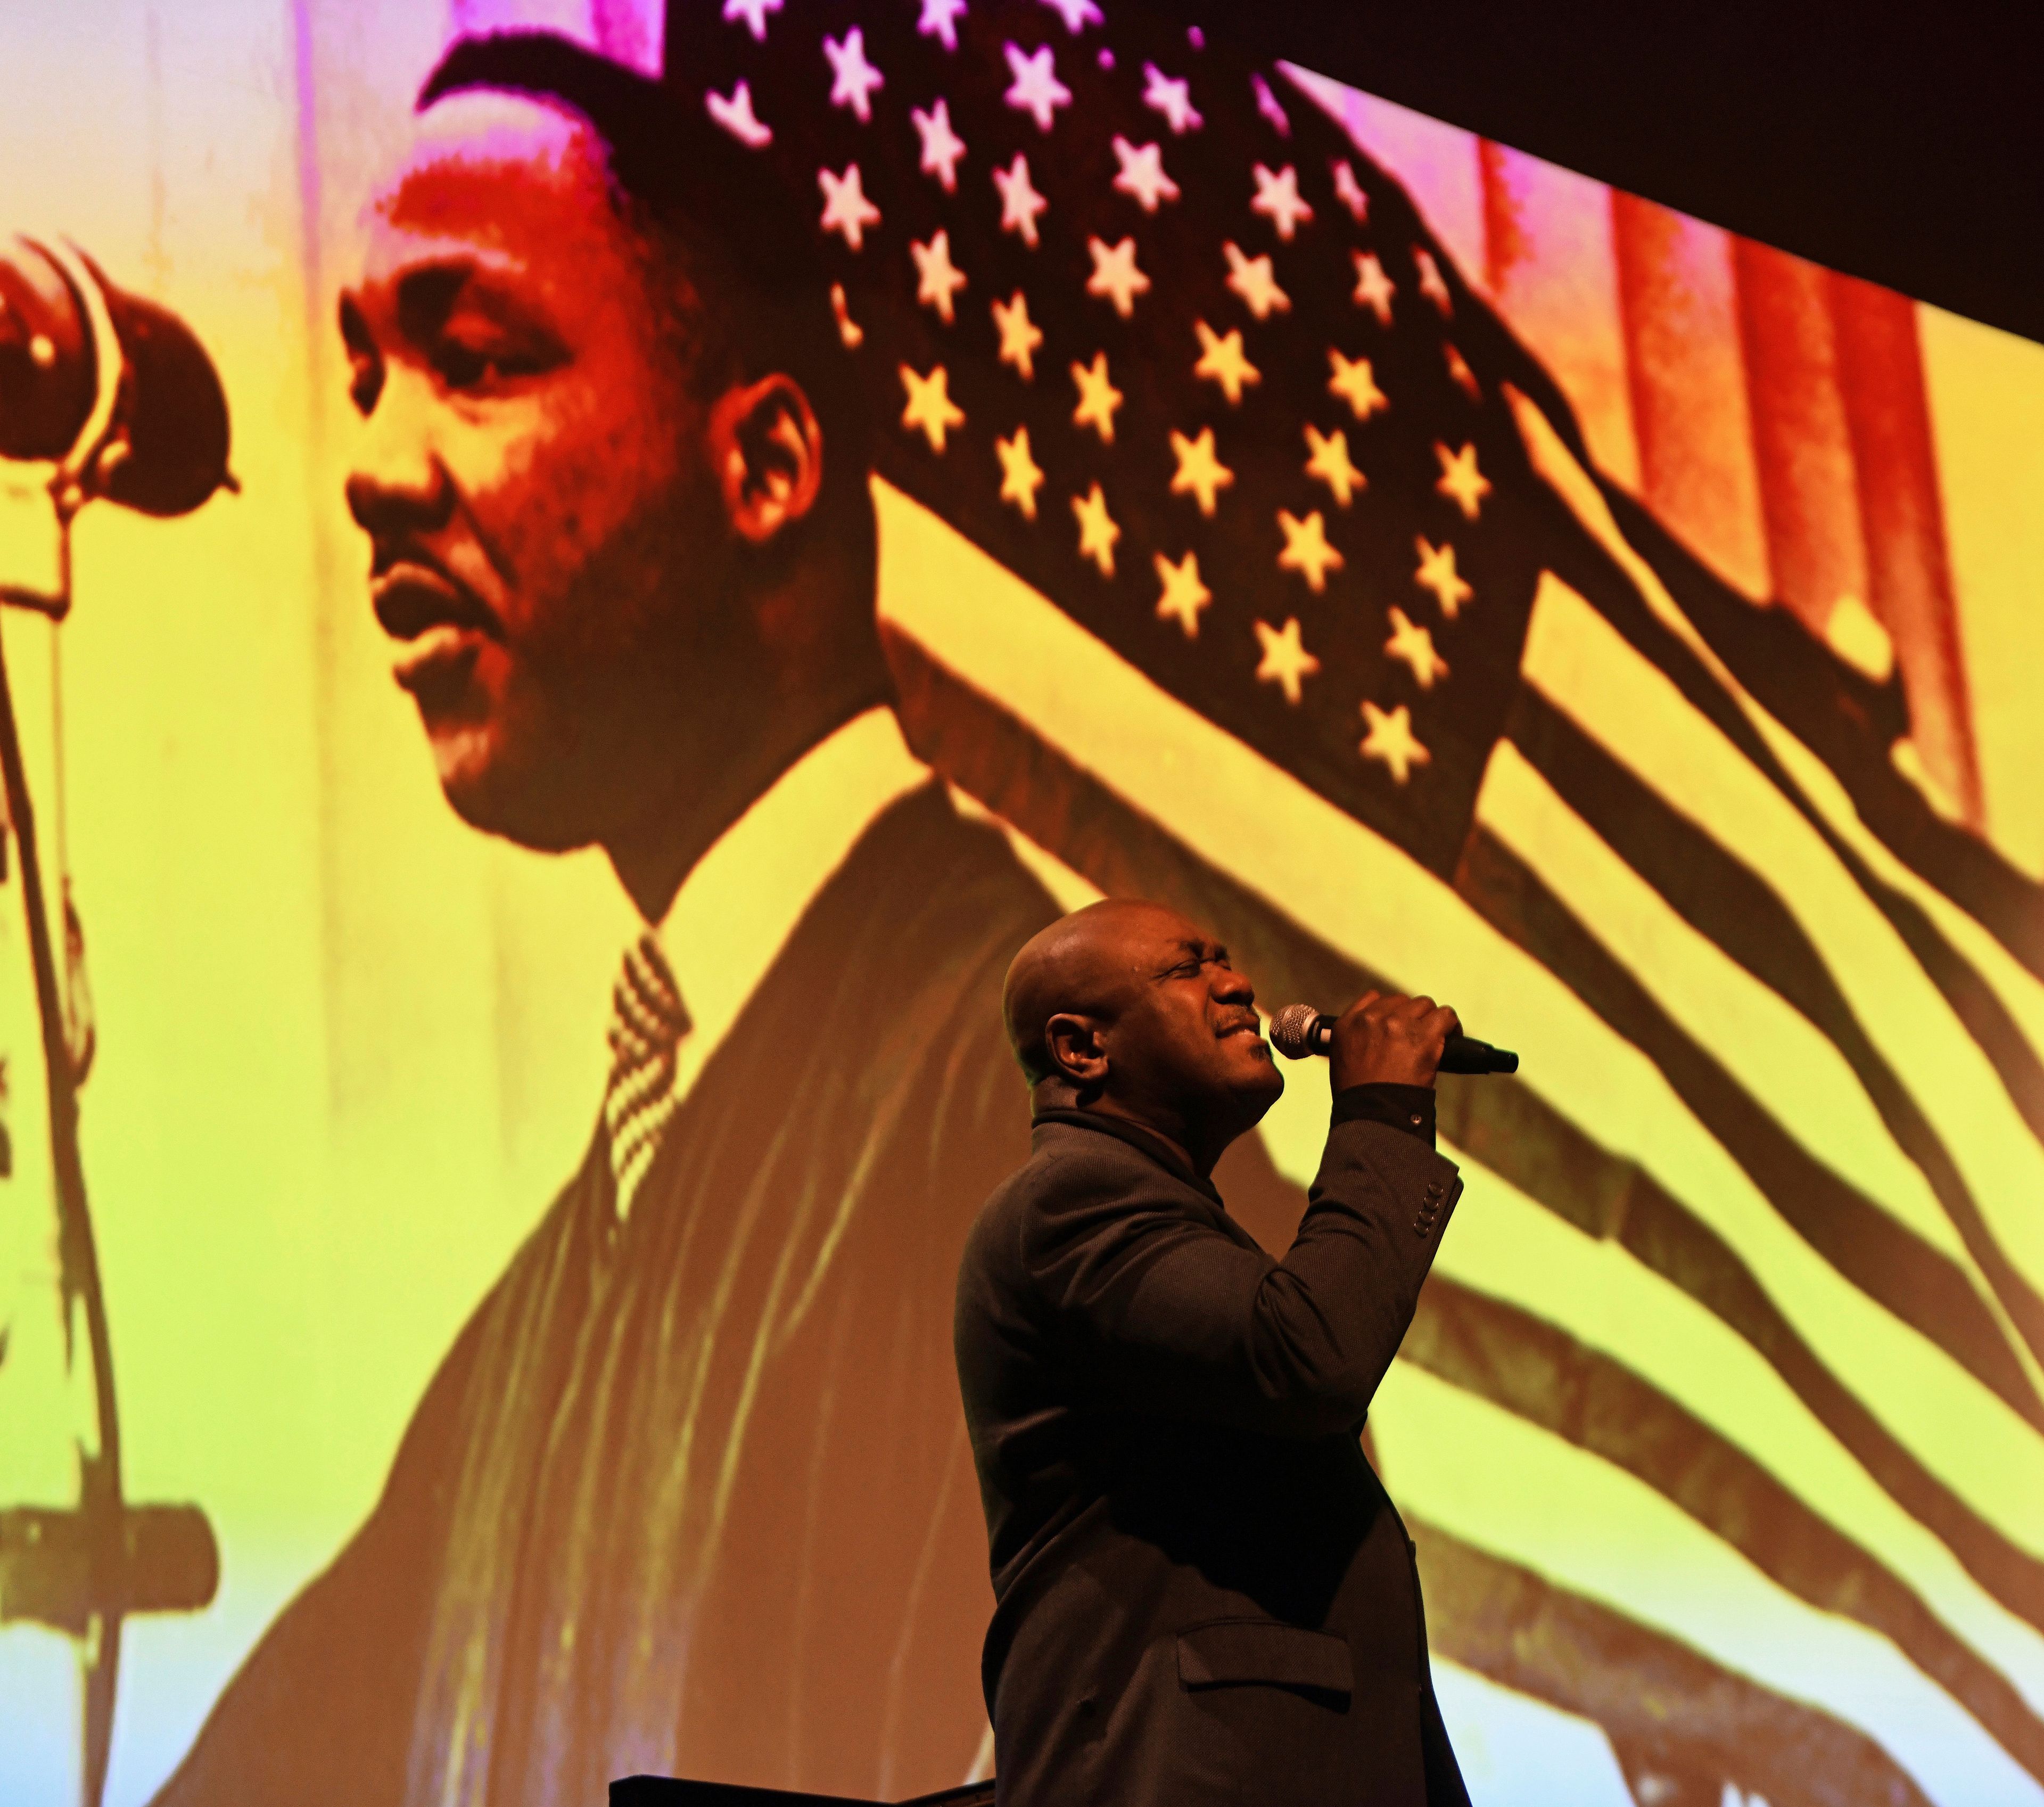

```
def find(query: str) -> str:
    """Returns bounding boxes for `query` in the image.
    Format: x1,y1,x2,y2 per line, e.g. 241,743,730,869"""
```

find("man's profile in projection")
151,34,1057,1807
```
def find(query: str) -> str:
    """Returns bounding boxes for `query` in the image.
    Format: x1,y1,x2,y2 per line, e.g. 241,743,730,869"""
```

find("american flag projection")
649,3,2044,1803
4,2,2044,1804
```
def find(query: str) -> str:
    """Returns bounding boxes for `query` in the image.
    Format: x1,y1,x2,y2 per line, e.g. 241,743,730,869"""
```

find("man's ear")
1044,1013,1110,1089
706,374,825,545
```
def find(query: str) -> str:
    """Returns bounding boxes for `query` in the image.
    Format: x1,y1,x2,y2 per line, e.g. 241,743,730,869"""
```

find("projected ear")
708,374,825,545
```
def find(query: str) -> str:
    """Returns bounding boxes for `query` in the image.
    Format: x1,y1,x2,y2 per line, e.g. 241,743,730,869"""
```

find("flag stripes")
876,475,2044,1549
1597,480,2044,983
1502,681,2044,1367
1216,1118,2044,1753
1411,1519,1938,1807
1523,417,2044,1187
1407,1162,2044,1716
1454,814,2040,1425
873,478,2044,1792
664,7,2044,1784
1512,538,2044,1343
1407,1276,2044,1774
1375,1362,2044,1804
886,597,2044,1646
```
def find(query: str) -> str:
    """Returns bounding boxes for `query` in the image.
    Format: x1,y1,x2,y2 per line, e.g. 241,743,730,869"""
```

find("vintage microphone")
1,234,235,539
1267,1003,1520,1075
0,233,227,1807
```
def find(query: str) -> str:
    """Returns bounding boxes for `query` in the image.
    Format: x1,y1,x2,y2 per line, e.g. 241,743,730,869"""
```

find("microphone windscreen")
1267,1003,1322,1060
0,237,95,461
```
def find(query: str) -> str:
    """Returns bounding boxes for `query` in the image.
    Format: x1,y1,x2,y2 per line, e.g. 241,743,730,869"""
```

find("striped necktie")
601,931,691,1217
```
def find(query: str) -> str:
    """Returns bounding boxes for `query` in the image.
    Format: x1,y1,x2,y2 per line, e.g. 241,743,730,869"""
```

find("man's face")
337,94,727,851
1097,904,1284,1127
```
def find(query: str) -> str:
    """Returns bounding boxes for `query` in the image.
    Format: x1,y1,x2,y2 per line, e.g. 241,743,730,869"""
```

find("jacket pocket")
1175,1618,1353,1709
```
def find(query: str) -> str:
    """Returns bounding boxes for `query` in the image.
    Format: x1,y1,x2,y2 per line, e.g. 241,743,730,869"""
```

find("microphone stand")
0,577,127,1807
0,244,224,1806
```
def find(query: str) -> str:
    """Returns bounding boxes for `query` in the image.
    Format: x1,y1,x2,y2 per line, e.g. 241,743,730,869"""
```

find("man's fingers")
1420,1005,1461,1054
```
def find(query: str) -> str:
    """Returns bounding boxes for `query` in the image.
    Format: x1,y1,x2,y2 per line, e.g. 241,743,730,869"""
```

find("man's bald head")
1002,899,1282,1173
1003,899,1190,1084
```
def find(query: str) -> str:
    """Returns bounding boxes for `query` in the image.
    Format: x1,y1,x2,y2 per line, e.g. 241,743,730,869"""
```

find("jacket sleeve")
1021,1118,1462,1438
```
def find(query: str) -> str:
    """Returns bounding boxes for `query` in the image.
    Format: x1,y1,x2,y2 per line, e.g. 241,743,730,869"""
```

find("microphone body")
1267,1003,1519,1075
1,234,233,517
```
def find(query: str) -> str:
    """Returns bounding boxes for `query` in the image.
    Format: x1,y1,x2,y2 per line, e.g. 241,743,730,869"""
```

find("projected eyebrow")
391,259,516,338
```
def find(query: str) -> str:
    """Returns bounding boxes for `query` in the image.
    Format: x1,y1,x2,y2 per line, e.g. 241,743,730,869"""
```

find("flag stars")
1142,62,1203,133
993,154,1049,247
1252,73,1291,137
830,283,863,348
1004,42,1072,132
824,28,885,123
1414,537,1472,617
722,0,782,41
911,230,967,323
707,81,772,149
1070,351,1123,442
1250,163,1314,240
1414,246,1454,316
1169,427,1234,516
992,291,1042,379
1038,0,1102,32
1444,342,1481,403
1277,508,1344,592
996,426,1045,519
1224,241,1290,320
818,163,881,249
1328,349,1388,420
1155,551,1211,636
900,362,964,452
1435,441,1491,518
1192,320,1260,404
918,0,968,52
1384,606,1449,688
1351,251,1395,325
1332,159,1369,222
1073,483,1120,575
1112,137,1180,212
1254,617,1321,705
1360,700,1430,782
912,97,967,191
1086,235,1151,317
1303,424,1364,506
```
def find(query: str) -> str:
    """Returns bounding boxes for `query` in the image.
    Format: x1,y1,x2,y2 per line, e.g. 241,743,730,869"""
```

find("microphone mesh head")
1268,1004,1320,1060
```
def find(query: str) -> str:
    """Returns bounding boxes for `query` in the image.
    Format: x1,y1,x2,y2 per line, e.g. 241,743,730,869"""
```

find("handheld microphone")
1267,1003,1519,1075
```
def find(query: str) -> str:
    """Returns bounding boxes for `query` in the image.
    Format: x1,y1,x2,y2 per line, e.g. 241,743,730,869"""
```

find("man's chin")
431,732,594,855
1231,1057,1285,1127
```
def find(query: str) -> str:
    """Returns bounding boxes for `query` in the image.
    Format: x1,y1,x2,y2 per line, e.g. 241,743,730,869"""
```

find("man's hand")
1326,991,1461,1091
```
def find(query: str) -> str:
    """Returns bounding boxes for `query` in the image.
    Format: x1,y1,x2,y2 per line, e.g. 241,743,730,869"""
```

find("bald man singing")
955,900,1473,1807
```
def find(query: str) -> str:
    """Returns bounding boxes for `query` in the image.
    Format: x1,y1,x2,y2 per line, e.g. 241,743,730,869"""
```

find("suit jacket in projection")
955,1108,1471,1807
151,783,1059,1807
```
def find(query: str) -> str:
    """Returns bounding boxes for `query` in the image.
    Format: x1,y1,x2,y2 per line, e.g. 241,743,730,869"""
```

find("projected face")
336,93,729,853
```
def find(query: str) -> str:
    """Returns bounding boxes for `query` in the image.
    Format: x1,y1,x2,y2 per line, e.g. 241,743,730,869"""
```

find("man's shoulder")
794,777,1058,978
973,1119,1212,1251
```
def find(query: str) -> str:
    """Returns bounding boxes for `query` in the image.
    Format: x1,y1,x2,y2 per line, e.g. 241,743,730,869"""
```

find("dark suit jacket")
954,1102,1471,1807
153,783,1058,1807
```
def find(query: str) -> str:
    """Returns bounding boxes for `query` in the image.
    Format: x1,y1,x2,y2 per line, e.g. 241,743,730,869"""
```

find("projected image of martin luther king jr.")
152,32,1058,1807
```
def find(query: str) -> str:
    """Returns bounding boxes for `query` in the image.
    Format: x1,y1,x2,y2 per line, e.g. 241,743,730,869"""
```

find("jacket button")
1423,1182,1444,1204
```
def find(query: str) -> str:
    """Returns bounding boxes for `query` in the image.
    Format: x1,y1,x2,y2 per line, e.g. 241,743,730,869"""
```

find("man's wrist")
1330,1082,1436,1148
